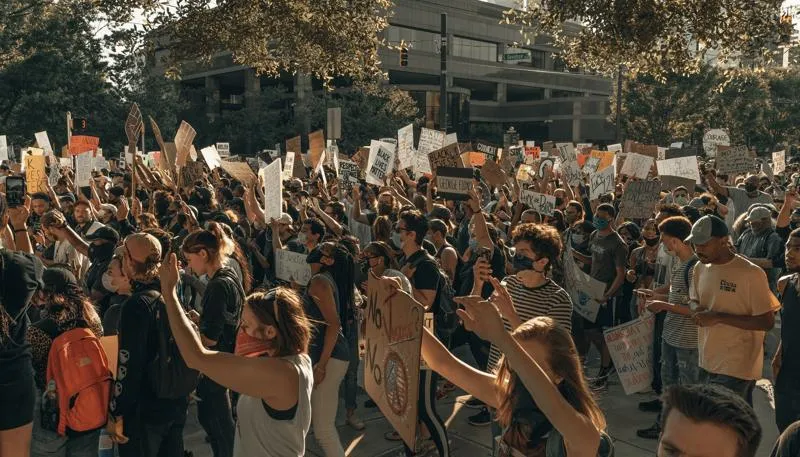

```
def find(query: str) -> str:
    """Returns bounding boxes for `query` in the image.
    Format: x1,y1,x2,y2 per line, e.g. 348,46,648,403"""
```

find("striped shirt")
487,275,573,372
663,257,698,349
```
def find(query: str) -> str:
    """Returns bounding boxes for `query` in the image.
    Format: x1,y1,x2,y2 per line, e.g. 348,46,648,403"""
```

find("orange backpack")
42,321,112,436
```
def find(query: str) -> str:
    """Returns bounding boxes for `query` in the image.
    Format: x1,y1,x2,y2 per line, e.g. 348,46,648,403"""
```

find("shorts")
0,363,35,430
582,297,615,330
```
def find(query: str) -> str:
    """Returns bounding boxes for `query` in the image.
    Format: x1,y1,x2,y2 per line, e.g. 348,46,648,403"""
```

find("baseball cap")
745,206,772,221
685,215,729,245
85,226,120,245
276,213,293,225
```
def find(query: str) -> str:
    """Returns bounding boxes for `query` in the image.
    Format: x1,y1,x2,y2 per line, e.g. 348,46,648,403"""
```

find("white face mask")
102,272,119,293
391,232,403,247
297,232,307,244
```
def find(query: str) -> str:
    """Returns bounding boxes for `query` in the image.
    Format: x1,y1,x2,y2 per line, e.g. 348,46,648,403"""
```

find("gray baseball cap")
685,215,729,245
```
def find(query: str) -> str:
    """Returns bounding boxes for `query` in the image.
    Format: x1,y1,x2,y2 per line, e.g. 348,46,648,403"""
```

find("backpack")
212,268,246,353
38,318,111,436
409,252,458,340
144,290,200,399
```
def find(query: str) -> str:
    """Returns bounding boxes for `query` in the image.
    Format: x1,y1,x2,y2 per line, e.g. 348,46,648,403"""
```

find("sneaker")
463,397,485,409
346,413,365,431
468,407,492,426
638,399,662,413
364,399,377,408
589,365,614,390
636,423,661,440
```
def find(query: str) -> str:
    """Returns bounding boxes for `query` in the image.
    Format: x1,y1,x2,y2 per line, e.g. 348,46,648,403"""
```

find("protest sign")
665,145,697,160
583,157,601,175
703,129,730,157
365,272,423,449
261,159,282,223
508,146,524,166
590,164,615,200
773,150,786,175
282,152,295,181
568,264,605,323
200,146,222,170
537,158,554,179
464,152,486,167
68,135,100,155
397,124,415,170
516,164,533,183
604,315,656,395
74,151,93,188
762,161,774,181
181,161,205,188
366,141,396,186
275,249,313,285
716,145,753,175
656,156,701,183
417,128,445,155
619,181,661,219
125,103,144,145
48,161,60,186
34,131,53,156
0,136,7,162
475,140,499,160
436,167,473,201
286,136,301,156
428,143,462,173
220,160,257,186
94,155,108,171
560,160,583,187
619,153,654,180
149,116,165,150
174,121,196,167
216,142,230,157
338,160,361,191
658,175,696,192
590,150,616,171
556,143,576,162
163,142,178,169
352,147,369,172
607,143,622,153
24,154,47,193
481,159,507,187
444,133,457,147
308,130,325,169
520,190,556,216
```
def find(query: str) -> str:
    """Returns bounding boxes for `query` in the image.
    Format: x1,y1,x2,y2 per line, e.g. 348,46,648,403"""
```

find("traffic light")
780,14,793,45
71,117,88,132
400,46,408,67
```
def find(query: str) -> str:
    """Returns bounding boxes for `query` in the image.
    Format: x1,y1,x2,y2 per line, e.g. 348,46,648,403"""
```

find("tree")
504,0,787,79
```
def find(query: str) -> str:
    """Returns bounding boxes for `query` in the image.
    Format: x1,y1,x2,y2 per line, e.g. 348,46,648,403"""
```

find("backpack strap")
545,429,614,457
35,318,61,340
683,257,699,289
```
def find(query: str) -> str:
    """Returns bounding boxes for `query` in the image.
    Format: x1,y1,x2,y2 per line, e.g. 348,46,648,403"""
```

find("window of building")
385,25,439,54
452,36,497,62
551,90,583,98
531,50,546,69
552,55,567,72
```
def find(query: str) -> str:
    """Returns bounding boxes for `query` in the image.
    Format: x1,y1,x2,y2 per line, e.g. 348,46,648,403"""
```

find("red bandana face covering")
234,328,271,358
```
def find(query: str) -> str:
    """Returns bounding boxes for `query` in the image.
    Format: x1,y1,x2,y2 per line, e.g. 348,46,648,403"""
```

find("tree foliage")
504,0,788,79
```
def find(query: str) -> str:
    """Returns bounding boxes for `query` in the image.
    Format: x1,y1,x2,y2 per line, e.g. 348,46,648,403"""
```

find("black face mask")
554,197,564,207
745,183,758,193
378,203,393,215
503,376,568,450
644,237,660,247
88,242,115,263
512,254,535,272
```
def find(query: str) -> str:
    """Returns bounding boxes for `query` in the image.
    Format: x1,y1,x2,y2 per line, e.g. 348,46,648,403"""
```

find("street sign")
503,52,530,61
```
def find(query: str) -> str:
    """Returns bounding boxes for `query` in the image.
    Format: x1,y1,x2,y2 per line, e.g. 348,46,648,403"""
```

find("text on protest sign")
567,262,605,323
556,143,576,162
516,164,533,183
604,315,656,395
590,164,615,200
365,272,423,449
338,160,361,191
427,143,462,172
74,151,94,188
25,155,47,193
773,150,786,175
590,150,616,171
619,153,654,180
282,152,295,181
474,140,499,160
436,167,473,201
275,249,313,285
397,124,415,170
656,155,701,183
220,160,257,186
560,160,582,187
261,159,283,224
417,128,445,155
366,141,396,186
582,157,601,175
619,181,661,219
520,190,556,217
716,145,754,175
200,146,222,170
0,135,7,162
216,143,230,157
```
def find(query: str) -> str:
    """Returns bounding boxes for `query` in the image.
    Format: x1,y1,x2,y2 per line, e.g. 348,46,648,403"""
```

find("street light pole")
615,64,623,142
439,13,448,132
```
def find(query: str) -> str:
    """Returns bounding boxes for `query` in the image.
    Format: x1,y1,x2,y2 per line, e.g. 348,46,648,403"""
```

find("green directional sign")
503,52,530,61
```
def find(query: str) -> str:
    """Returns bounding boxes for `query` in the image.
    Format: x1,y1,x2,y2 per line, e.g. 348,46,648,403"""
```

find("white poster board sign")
604,315,656,395
35,131,53,156
200,145,222,170
397,124,415,170
261,159,282,224
0,135,7,162
773,150,786,175
656,156,700,184
619,153,654,180
520,190,556,216
283,152,295,181
590,164,615,200
366,140,396,186
275,249,313,285
703,129,730,157
75,151,93,187
569,263,605,323
216,142,230,157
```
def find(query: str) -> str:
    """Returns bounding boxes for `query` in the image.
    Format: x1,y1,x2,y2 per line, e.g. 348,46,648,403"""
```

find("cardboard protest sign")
24,154,47,193
619,181,661,219
656,156,701,184
773,150,786,175
556,143,576,162
181,161,205,188
261,159,283,223
481,158,507,188
427,143,462,173
162,142,178,169
286,135,301,155
397,124,415,170
590,164,615,200
716,145,754,175
68,135,100,155
366,141,396,186
0,135,7,162
463,152,486,167
219,160,257,186
275,249,313,285
516,164,533,183
538,158,555,179
125,103,144,144
35,131,54,156
520,190,556,216
149,116,165,149
74,151,93,188
200,145,222,170
583,157,601,175
762,161,774,181
604,315,656,394
418,128,445,155
619,153,654,180
658,175,696,192
173,121,196,167
590,150,615,171
475,140,499,160
308,130,325,169
607,143,622,153
436,167,473,200
338,160,361,191
48,160,60,186
282,152,296,181
352,147,369,173
508,146,524,166
365,272,424,449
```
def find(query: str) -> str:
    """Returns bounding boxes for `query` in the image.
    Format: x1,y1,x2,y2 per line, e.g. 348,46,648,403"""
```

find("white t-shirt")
54,240,88,280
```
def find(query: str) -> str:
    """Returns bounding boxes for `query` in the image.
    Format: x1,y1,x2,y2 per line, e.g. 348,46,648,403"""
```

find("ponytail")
181,221,235,265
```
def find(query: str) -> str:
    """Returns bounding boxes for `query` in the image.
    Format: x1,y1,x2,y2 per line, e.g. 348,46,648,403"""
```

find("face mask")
745,183,758,193
378,203,393,215
101,272,118,293
359,259,370,274
565,213,578,224
296,232,307,244
391,232,403,247
554,197,564,207
593,218,609,230
570,233,586,246
674,196,688,206
644,237,660,247
512,254,535,271
234,328,271,358
424,234,434,243
88,242,115,262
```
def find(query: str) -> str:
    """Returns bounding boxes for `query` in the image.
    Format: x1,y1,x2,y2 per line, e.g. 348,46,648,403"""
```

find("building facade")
158,0,616,145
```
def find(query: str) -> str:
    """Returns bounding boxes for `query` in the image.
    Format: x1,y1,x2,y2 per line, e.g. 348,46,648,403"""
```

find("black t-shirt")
0,251,44,383
199,267,243,354
778,275,800,389
403,249,440,312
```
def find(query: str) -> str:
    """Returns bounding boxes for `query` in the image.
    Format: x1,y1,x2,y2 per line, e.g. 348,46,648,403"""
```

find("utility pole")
439,13,448,132
67,111,77,193
615,65,623,142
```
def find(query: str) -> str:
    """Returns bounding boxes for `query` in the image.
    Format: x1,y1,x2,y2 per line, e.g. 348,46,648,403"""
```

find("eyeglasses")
394,226,409,234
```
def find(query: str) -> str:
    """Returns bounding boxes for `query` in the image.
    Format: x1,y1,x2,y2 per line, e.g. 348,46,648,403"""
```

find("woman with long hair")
303,242,352,457
160,253,313,457
419,298,611,457
181,222,246,457
27,266,104,457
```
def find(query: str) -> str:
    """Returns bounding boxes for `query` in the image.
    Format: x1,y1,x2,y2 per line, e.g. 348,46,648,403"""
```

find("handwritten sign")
0,136,7,162
560,160,583,187
607,143,622,153
619,153,654,180
773,150,786,175
620,181,661,219
436,167,473,201
200,145,222,170
174,121,196,167
365,272,423,449
475,140,499,160
308,130,325,168
260,159,282,224
590,150,616,171
656,155,700,183
604,315,656,394
516,164,533,183
480,159,506,187
275,249,313,285
366,141,396,186
716,145,754,175
520,190,556,216
24,155,47,193
556,143,576,162
538,158,554,179
568,263,605,322
418,128,445,155
339,159,361,191
219,160,257,186
583,157,601,175
397,124,415,170
590,164,615,200
282,152,295,181
34,131,53,156
73,151,93,187
428,143,462,173
703,129,730,157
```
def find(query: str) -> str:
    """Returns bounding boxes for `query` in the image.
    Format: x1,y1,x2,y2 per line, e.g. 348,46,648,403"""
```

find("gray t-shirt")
726,187,773,217
735,227,784,292
589,230,628,295
233,353,313,457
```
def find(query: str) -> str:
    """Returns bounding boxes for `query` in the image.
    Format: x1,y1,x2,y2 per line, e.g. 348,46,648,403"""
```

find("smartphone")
79,186,92,199
6,176,24,207
474,246,491,261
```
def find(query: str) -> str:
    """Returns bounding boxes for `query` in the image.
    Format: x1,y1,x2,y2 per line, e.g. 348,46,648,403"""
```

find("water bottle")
98,427,115,457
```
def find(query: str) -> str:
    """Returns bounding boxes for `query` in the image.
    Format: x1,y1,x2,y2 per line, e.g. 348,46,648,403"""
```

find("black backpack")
144,290,200,399
409,252,458,340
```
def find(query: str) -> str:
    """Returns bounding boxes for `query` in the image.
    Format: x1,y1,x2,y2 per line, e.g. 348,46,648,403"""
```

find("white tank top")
233,353,313,457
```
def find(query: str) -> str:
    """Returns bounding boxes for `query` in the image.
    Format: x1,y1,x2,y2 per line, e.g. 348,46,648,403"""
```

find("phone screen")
6,177,24,207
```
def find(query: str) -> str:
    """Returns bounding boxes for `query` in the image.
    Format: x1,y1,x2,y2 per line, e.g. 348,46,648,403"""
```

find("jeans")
311,358,349,457
197,377,235,457
31,392,100,457
342,328,359,411
700,368,755,406
775,385,800,433
117,406,187,457
652,312,666,394
660,341,700,388
404,370,449,457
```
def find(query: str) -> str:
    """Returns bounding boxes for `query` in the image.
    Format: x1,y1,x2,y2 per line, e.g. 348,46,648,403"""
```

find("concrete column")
244,69,261,108
497,82,507,102
543,88,552,99
572,101,582,142
294,73,313,139
205,76,220,122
